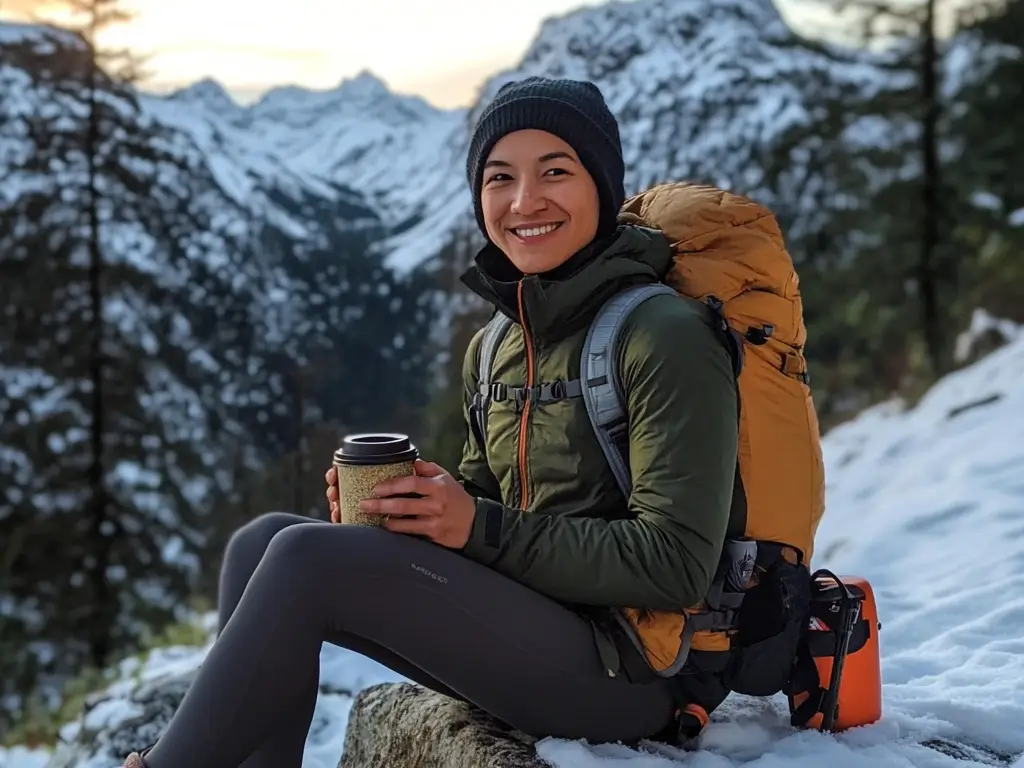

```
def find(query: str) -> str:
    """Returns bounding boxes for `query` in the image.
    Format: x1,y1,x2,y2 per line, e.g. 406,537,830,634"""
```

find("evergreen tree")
946,0,1024,324
807,0,967,382
0,13,260,723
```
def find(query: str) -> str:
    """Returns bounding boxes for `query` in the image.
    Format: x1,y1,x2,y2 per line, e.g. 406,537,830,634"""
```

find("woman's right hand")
325,466,340,523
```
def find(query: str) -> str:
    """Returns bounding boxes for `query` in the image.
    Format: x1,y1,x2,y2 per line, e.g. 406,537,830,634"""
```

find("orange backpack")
607,183,879,737
616,181,826,559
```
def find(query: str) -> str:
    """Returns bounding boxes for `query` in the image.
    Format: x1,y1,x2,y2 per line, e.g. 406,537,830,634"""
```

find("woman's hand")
359,459,476,549
325,466,341,523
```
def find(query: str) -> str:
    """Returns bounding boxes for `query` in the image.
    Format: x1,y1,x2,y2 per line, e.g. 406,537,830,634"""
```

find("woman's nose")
511,182,545,216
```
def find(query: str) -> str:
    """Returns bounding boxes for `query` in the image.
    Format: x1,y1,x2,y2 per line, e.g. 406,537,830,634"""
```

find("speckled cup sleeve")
334,459,416,527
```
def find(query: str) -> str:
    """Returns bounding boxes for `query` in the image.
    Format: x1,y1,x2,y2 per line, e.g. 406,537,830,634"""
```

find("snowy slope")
4,326,1022,768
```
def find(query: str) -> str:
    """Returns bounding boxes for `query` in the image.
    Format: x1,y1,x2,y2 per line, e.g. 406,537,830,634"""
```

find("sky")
0,0,835,109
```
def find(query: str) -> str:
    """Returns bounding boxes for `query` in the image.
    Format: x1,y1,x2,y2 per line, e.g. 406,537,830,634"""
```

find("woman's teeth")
513,223,561,238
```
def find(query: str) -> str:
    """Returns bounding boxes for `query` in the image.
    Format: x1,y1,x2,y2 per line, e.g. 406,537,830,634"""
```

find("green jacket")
456,225,738,612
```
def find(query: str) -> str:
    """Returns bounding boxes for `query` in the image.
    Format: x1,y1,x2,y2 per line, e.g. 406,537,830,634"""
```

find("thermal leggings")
142,512,675,768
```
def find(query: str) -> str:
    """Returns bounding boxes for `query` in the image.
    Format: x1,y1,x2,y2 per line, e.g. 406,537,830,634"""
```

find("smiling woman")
467,79,626,276
479,133,602,275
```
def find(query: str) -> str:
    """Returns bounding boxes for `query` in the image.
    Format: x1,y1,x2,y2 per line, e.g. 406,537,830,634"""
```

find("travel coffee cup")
332,433,419,527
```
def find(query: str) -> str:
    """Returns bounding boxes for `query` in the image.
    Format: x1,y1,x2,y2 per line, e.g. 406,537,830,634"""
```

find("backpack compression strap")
469,310,592,455
469,312,514,451
580,283,678,499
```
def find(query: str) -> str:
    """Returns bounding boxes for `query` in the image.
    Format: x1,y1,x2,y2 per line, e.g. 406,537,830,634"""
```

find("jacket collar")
459,225,673,344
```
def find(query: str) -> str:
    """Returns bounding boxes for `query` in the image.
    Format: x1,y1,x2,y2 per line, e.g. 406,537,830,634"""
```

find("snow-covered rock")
43,665,200,768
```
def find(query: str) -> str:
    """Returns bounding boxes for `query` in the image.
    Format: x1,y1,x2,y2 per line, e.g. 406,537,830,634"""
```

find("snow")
163,78,240,113
146,67,466,256
0,23,81,50
955,308,1024,363
1010,208,1024,228
0,749,47,768
3,325,1023,768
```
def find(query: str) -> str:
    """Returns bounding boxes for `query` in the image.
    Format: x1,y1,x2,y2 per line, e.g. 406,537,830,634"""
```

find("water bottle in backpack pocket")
722,550,813,698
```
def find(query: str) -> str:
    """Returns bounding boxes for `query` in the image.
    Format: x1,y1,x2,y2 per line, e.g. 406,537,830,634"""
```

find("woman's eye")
544,168,568,177
487,173,512,184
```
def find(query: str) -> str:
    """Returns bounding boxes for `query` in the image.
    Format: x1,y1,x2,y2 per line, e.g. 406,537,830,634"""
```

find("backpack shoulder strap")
469,312,514,452
580,283,678,499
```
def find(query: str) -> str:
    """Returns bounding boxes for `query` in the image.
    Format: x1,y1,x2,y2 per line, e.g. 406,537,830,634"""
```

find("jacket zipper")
516,280,534,510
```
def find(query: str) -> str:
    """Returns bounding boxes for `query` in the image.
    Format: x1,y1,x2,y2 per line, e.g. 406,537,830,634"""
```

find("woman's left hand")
359,459,476,549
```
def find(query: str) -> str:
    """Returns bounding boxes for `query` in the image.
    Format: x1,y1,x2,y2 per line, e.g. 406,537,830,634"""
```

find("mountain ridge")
126,0,895,273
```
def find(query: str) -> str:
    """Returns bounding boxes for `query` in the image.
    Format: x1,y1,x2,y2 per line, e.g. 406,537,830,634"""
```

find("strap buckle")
489,382,508,402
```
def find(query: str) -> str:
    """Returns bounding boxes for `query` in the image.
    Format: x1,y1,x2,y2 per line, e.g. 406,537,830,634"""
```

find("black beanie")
466,76,625,239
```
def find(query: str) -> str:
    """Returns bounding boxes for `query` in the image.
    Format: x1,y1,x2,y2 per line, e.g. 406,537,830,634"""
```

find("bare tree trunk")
918,0,944,376
84,7,111,671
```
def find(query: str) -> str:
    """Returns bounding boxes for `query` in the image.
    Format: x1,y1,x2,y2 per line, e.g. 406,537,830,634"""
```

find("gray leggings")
143,513,674,768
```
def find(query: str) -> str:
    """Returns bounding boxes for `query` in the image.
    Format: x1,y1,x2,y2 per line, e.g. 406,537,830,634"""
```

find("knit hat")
466,76,625,239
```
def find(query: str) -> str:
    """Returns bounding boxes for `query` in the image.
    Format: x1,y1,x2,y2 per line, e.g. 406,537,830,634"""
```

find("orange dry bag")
787,569,883,732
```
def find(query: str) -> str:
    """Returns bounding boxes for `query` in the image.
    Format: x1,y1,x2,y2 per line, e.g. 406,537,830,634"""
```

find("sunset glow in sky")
1,0,826,108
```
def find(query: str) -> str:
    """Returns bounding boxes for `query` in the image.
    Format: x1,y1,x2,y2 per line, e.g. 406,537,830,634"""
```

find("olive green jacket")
456,225,738,612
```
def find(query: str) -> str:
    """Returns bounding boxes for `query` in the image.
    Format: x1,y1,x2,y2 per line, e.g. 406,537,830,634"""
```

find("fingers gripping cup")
332,433,419,527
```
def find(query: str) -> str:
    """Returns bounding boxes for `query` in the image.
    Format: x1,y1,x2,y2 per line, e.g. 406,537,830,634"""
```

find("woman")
124,76,739,768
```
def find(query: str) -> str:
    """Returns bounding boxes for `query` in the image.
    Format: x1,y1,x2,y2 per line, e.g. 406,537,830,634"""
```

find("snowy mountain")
2,316,1021,768
126,0,892,273
144,68,468,273
1,0,902,307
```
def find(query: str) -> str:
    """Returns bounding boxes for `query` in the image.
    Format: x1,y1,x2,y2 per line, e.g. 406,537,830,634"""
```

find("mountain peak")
249,68,441,127
335,69,391,98
166,77,239,111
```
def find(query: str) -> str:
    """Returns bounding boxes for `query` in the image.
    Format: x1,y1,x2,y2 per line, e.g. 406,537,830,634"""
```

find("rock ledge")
340,682,552,768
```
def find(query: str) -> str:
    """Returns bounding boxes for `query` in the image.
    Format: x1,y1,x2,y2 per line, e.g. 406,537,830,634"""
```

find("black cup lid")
333,433,419,466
